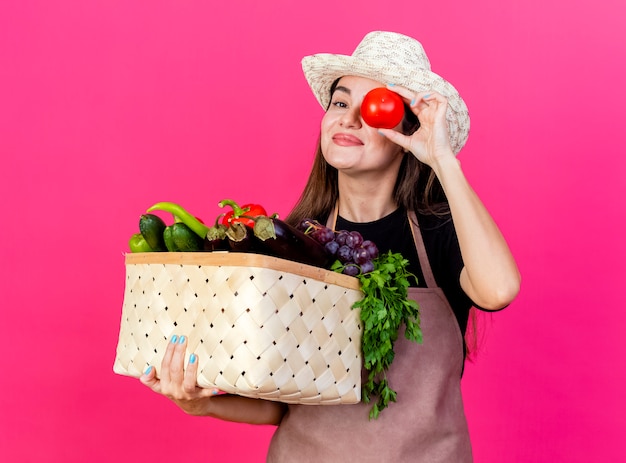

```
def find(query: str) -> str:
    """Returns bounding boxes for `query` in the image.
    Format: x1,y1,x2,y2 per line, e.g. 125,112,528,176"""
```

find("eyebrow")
333,85,351,96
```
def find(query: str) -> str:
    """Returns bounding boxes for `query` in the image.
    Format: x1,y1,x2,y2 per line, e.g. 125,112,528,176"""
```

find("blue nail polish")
410,98,417,106
179,335,186,344
189,353,197,364
212,389,219,395
171,335,178,343
388,83,396,87
423,93,431,99
145,365,153,374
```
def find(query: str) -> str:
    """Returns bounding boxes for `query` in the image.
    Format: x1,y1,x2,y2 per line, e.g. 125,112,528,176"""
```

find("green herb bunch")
346,251,422,419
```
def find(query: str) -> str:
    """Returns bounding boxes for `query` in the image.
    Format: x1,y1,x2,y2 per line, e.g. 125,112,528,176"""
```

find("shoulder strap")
408,211,437,288
325,204,339,230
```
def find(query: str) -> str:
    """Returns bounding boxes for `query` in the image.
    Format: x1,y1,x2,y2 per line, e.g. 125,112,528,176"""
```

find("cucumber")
139,214,166,251
171,222,203,251
163,225,179,251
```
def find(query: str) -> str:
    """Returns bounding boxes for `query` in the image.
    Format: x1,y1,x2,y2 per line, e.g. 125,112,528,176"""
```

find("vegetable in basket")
219,199,268,228
253,215,332,268
128,232,153,253
146,201,209,239
164,223,204,252
203,214,230,251
139,213,167,251
225,221,257,251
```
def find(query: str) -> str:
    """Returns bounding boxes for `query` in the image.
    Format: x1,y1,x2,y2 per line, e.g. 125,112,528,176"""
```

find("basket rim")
124,251,362,291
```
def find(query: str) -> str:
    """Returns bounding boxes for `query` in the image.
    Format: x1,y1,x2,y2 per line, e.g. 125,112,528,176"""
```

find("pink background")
1,0,625,461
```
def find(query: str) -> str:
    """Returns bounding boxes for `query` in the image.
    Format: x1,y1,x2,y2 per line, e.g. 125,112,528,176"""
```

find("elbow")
480,274,521,311
462,266,521,311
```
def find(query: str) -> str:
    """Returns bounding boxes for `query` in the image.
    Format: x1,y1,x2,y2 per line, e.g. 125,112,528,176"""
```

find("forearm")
194,394,288,425
432,155,521,310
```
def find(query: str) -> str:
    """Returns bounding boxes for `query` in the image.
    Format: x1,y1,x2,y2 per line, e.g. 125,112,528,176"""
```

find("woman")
140,31,521,462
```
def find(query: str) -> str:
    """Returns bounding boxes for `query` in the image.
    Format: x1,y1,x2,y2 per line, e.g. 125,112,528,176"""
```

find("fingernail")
388,83,396,87
212,389,219,395
423,93,431,99
170,335,178,343
410,98,417,106
189,353,197,364
178,335,186,344
145,365,153,375
377,130,386,137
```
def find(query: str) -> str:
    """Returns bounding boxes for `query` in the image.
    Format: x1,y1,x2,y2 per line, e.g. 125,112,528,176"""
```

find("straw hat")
301,31,470,154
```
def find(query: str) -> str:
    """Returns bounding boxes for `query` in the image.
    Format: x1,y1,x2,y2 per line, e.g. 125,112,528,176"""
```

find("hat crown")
352,31,432,72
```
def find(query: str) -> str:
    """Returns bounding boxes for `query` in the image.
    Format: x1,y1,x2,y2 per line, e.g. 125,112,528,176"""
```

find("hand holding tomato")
360,87,405,129
375,86,456,168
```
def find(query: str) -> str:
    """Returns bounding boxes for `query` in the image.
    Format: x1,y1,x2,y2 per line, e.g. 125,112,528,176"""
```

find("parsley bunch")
352,251,422,419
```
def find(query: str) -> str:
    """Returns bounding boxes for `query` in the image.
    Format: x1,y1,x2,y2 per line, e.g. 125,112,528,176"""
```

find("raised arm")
381,87,521,310
429,152,521,310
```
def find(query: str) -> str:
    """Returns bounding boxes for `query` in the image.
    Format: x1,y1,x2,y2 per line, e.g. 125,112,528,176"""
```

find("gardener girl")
140,31,520,462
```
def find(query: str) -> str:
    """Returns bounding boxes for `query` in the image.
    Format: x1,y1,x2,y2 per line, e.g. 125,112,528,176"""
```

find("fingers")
386,85,446,116
183,353,199,393
386,84,429,106
383,85,453,156
183,353,221,397
159,334,177,383
377,127,410,150
160,334,189,392
169,335,188,385
141,334,189,394
410,92,434,114
139,335,222,400
140,364,161,393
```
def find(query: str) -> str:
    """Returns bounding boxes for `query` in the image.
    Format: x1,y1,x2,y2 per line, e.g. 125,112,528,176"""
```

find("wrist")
430,152,461,179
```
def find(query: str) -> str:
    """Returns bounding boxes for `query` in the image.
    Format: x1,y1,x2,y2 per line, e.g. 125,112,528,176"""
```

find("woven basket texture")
114,252,364,404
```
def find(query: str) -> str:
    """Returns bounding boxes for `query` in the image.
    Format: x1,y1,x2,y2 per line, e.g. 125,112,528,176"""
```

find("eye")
330,100,348,109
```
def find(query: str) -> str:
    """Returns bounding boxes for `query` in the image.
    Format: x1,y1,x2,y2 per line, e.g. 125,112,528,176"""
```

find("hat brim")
302,53,470,154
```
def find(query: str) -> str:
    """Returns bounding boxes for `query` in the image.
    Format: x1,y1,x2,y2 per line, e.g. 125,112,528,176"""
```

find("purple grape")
324,240,340,255
314,227,336,244
298,218,313,232
342,264,360,277
337,244,353,263
352,247,370,265
335,230,349,246
359,260,375,274
298,218,325,233
347,231,363,248
362,240,379,259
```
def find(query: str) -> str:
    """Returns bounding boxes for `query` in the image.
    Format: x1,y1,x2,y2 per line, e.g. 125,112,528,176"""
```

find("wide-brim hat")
302,31,470,154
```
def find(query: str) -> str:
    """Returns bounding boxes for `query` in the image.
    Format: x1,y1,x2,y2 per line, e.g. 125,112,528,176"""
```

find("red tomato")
360,88,405,129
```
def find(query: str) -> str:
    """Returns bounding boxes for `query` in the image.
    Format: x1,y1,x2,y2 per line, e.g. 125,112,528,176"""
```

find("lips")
332,133,364,147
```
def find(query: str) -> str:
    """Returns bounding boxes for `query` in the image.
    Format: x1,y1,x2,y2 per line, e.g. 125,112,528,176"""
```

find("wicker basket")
113,252,364,404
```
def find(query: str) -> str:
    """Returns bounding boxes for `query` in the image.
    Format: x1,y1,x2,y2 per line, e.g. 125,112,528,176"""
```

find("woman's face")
321,76,405,176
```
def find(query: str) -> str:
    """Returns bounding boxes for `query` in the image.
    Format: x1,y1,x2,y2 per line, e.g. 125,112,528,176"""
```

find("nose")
339,106,362,129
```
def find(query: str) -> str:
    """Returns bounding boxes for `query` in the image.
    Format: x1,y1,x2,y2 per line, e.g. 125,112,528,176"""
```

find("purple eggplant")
253,216,331,268
203,222,229,251
225,222,257,252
